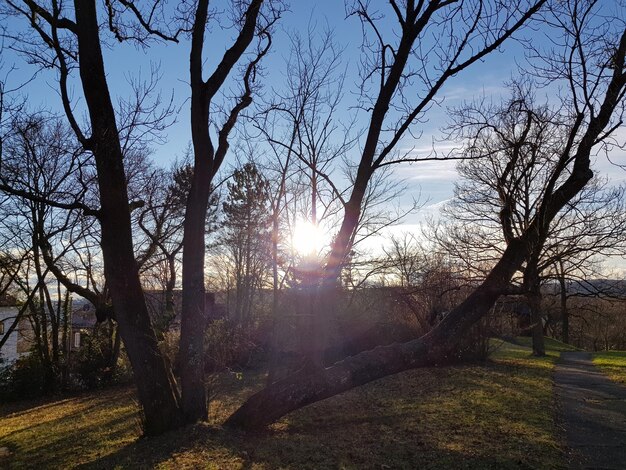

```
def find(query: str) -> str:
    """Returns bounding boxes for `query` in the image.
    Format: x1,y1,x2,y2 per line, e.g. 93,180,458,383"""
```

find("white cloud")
394,160,459,182
439,83,508,103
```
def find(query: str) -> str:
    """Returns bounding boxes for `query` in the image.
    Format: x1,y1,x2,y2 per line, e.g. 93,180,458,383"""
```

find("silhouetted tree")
439,82,626,354
179,0,282,422
225,0,625,430
1,0,184,434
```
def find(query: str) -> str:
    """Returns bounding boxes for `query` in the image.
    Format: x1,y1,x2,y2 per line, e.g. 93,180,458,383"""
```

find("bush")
204,319,261,373
71,327,132,389
0,354,50,401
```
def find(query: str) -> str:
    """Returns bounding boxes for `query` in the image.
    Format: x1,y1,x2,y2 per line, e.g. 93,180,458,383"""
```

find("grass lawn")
0,340,567,469
592,351,626,385
512,336,580,353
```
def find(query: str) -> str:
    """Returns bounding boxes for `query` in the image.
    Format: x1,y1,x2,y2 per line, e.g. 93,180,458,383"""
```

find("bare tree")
439,81,626,354
1,0,185,434
444,83,569,355
224,0,625,430
0,114,90,386
256,22,419,375
541,182,626,343
136,163,193,334
179,0,282,422
219,162,272,326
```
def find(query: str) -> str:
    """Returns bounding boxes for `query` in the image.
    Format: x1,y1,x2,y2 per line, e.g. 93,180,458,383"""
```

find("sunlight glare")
292,220,326,256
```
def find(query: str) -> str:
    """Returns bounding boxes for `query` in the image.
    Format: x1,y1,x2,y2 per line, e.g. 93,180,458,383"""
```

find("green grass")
0,341,567,469
593,351,626,385
511,336,580,353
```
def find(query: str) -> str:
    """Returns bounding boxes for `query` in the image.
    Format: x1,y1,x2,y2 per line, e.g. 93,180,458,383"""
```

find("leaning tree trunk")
74,0,182,436
224,238,529,430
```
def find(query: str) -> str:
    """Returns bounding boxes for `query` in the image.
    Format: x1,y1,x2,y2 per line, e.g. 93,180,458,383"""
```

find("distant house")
69,300,96,350
143,290,226,330
0,296,32,363
1,296,96,362
69,290,225,342
1,290,225,362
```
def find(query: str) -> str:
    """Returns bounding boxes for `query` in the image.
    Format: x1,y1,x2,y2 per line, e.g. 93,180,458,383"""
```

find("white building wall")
0,307,21,363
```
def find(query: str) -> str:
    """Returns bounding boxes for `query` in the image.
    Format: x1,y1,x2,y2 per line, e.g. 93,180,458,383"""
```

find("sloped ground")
1,341,567,469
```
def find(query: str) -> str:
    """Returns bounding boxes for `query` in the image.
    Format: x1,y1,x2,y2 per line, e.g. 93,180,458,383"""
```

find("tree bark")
224,238,528,430
73,0,182,435
180,0,264,423
524,257,545,356
557,261,569,344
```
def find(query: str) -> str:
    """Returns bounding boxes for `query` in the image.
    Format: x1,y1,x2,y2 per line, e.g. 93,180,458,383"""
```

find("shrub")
71,327,132,389
0,354,49,401
204,319,261,373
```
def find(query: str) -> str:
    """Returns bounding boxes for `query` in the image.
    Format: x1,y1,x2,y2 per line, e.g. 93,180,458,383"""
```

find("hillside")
0,339,571,469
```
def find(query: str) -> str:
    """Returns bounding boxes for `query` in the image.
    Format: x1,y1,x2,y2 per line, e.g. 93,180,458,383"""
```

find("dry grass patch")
0,386,141,469
1,341,566,469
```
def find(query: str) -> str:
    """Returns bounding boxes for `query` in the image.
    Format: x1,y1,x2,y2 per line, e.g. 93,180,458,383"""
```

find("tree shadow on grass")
1,362,566,469
80,418,558,470
0,386,141,469
80,365,565,470
77,423,227,470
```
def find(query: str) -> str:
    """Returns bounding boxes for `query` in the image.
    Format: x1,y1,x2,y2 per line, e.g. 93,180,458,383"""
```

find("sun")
291,220,328,256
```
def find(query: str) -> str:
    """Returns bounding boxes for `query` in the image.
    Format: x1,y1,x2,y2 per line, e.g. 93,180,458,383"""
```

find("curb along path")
555,351,626,469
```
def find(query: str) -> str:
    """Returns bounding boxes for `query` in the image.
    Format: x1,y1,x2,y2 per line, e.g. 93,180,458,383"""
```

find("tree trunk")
73,0,182,435
305,194,367,365
524,259,545,356
61,290,70,389
180,0,263,421
224,238,528,430
557,262,569,344
267,213,282,385
179,0,212,417
527,290,545,356
165,254,177,318
180,177,210,421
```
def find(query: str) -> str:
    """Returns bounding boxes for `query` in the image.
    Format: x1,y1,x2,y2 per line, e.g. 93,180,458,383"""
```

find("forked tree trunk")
180,0,263,423
179,0,212,422
73,0,182,435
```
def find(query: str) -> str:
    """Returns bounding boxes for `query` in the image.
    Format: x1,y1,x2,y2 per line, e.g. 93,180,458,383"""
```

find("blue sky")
4,3,516,170
4,1,624,238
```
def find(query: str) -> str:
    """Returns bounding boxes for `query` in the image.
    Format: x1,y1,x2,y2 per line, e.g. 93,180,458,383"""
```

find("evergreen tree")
221,163,272,325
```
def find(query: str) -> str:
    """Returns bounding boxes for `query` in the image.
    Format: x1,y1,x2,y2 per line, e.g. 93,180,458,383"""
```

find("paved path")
555,351,626,469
